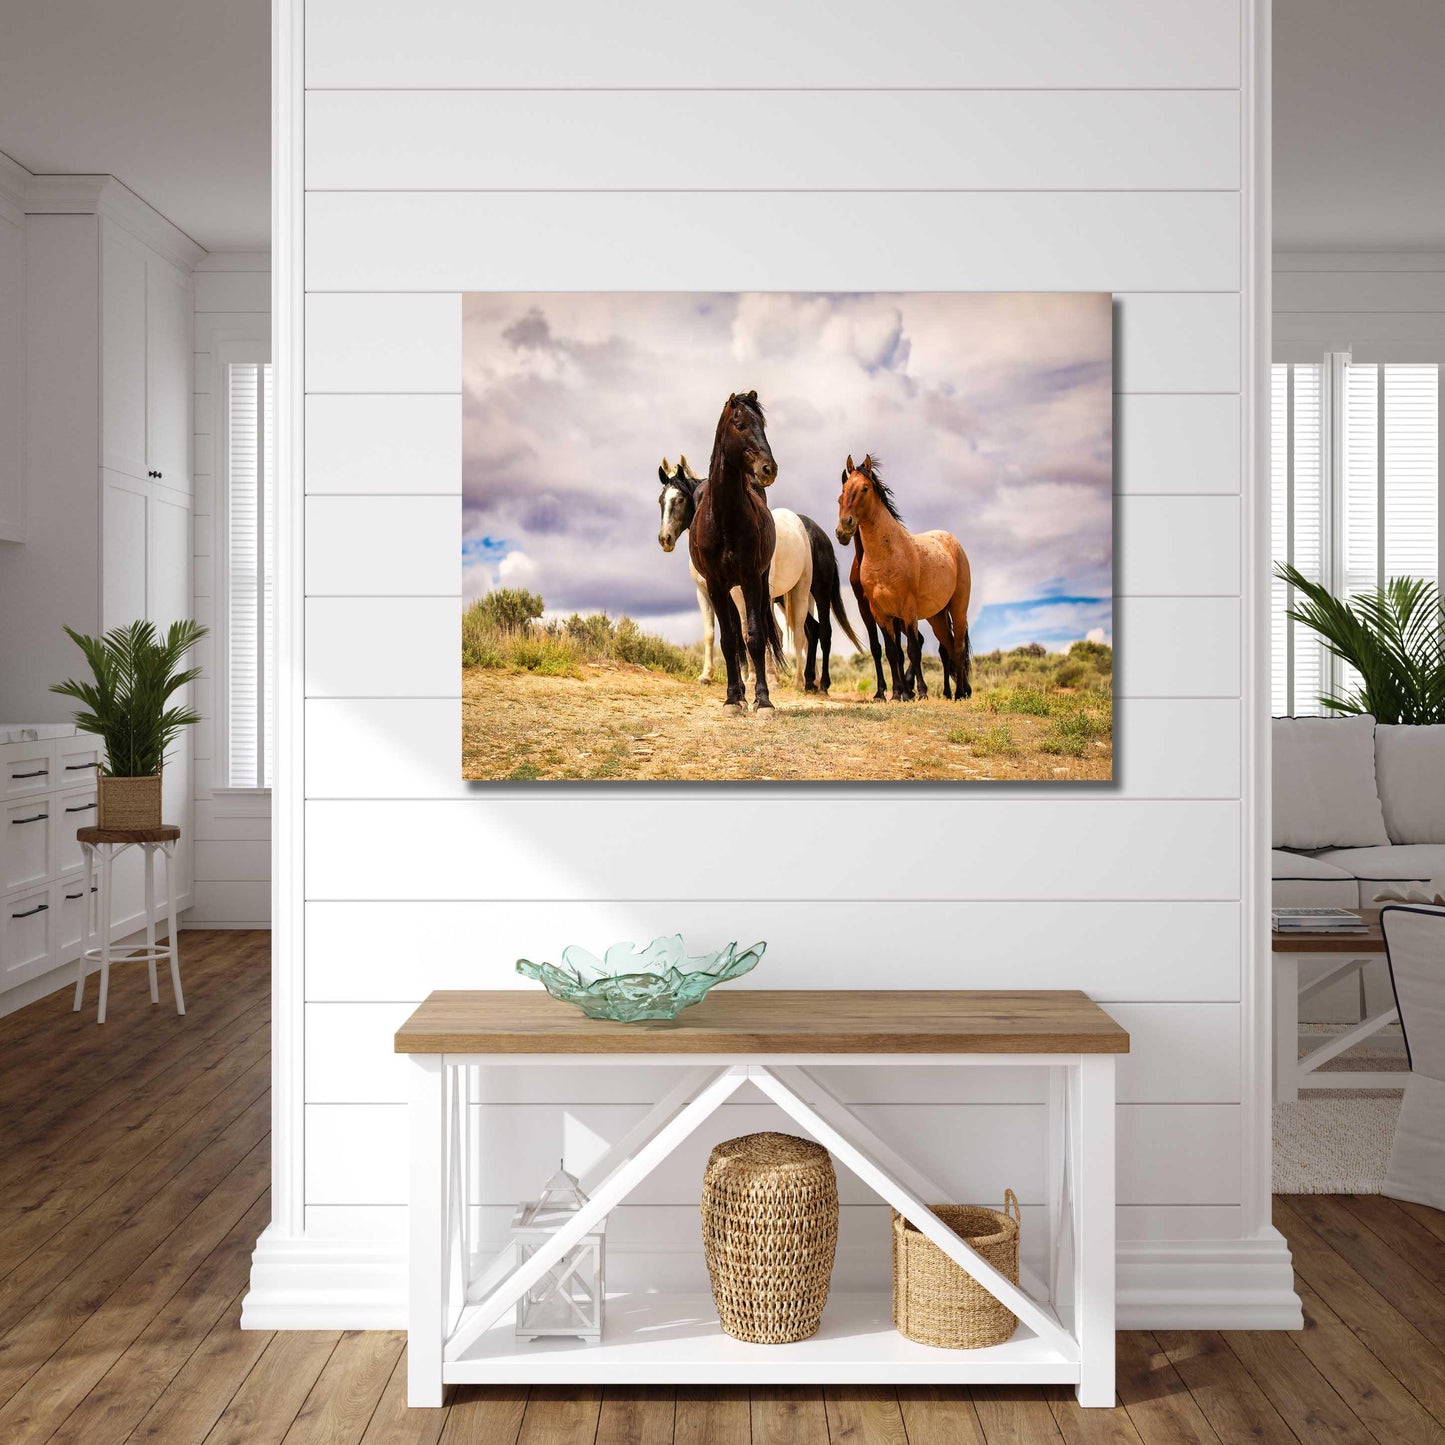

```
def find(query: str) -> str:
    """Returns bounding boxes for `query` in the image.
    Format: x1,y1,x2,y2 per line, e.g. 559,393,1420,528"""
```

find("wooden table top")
1272,909,1384,953
394,989,1130,1056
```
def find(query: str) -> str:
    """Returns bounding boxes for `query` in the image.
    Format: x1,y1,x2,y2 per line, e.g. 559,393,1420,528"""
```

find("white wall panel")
1116,395,1241,494
307,91,1241,194
305,798,1240,901
305,394,461,494
1114,598,1240,698
306,192,1241,294
305,900,1241,1004
305,0,1241,89
194,270,271,313
1274,269,1445,314
305,496,459,595
1117,497,1240,595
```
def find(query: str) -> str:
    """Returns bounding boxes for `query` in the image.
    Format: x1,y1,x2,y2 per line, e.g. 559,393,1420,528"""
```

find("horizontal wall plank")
1116,497,1239,595
307,1001,1240,1106
304,798,1240,900
305,496,459,595
306,394,461,493
1114,597,1239,698
306,191,1242,293
304,595,1239,699
304,0,1241,89
304,1100,1239,1207
194,269,271,313
306,90,1241,193
303,292,1241,396
192,840,270,882
193,803,271,841
1273,270,1445,313
1275,251,1445,272
304,697,1239,801
1274,312,1445,346
188,879,271,923
306,494,1229,601
192,310,266,351
1116,394,1240,494
304,900,1241,1003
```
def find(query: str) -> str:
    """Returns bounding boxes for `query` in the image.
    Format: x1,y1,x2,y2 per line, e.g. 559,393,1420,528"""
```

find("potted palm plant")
51,619,207,829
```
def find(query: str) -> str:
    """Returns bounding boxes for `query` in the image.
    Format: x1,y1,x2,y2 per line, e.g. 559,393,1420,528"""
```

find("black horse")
689,391,783,711
796,515,863,695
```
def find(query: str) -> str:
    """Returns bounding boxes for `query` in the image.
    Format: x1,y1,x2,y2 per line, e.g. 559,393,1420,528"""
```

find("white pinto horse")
657,457,813,690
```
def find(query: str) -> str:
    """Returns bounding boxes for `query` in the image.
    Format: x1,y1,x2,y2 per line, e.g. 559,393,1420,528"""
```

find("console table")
395,990,1129,1409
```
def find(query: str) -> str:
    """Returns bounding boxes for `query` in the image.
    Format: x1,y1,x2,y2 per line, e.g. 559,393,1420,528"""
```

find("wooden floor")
4,931,1445,1443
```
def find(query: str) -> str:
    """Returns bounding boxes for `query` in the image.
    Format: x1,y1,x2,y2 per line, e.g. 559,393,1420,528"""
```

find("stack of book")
1272,907,1369,934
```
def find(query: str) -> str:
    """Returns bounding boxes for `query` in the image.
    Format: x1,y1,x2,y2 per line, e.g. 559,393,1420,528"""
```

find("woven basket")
97,774,163,829
701,1132,838,1343
892,1190,1021,1349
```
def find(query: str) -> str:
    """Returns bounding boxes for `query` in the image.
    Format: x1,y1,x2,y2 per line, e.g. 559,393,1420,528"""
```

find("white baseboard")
242,1226,1303,1333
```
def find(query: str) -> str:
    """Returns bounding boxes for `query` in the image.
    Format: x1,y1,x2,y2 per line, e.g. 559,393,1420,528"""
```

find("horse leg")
906,625,926,700
746,579,774,711
928,611,955,699
816,600,832,696
945,596,973,700
803,610,820,692
709,579,746,710
696,582,716,684
882,618,911,702
787,582,809,692
853,578,886,701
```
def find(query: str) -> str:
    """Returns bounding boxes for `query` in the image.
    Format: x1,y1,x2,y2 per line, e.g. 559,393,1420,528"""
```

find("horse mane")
857,453,904,523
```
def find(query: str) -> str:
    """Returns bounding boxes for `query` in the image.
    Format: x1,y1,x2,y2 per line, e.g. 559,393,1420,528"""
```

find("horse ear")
727,392,736,404
677,454,689,477
658,459,672,484
746,389,757,403
845,454,855,474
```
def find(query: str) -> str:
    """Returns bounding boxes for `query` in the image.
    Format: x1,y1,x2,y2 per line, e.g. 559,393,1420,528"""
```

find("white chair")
1381,904,1445,1211
73,824,185,1025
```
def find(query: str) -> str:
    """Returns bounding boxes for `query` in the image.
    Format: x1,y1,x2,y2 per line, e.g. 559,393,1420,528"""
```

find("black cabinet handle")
11,903,47,918
11,813,47,825
64,887,96,900
65,802,96,813
11,769,47,779
64,762,98,771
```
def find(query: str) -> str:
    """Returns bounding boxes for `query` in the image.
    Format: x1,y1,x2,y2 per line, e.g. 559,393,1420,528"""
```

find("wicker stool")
700,1131,838,1343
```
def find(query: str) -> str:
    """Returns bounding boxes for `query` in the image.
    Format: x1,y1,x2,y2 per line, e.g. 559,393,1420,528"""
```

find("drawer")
2,741,55,800
1,884,54,989
55,740,103,786
54,787,99,875
2,795,53,892
55,874,96,957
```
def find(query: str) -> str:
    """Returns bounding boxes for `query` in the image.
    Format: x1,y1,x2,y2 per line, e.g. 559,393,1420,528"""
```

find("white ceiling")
1275,0,1445,251
0,0,268,252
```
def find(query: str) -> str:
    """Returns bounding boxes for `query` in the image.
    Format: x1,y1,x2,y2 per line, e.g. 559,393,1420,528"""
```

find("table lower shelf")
444,1291,1079,1385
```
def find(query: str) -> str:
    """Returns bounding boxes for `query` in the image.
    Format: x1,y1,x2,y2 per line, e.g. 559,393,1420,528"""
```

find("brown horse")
689,391,784,712
835,454,972,701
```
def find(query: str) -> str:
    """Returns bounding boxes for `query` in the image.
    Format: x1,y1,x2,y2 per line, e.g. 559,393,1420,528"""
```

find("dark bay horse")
836,454,972,701
689,392,784,711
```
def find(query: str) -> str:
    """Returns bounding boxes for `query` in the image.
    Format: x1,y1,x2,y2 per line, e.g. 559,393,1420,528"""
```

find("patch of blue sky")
972,596,1112,653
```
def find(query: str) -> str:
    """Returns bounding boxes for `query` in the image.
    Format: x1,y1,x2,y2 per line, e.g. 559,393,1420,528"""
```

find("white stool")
73,825,185,1025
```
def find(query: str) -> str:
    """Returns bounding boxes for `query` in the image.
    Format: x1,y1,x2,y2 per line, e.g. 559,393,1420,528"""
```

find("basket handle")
1003,1188,1021,1223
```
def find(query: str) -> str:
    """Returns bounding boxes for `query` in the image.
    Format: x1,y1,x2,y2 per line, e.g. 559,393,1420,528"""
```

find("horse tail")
828,562,864,652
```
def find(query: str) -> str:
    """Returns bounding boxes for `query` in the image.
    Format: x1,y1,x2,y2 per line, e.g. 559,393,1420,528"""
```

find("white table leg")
1274,953,1299,1103
1073,1054,1116,1408
1047,1065,1067,1308
164,841,185,1013
97,847,113,1025
73,842,94,1012
144,844,159,1004
409,1054,447,1408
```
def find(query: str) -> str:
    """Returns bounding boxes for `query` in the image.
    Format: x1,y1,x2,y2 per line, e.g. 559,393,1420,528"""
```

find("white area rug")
1273,1090,1402,1194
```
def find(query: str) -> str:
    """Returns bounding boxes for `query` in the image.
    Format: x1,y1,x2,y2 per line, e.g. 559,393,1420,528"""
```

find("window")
1271,356,1440,715
225,360,274,788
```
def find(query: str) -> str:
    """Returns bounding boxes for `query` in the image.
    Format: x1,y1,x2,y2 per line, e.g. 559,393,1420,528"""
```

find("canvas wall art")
461,292,1113,782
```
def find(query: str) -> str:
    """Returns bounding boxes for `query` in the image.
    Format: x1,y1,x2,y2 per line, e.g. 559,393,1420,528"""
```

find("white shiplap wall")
244,0,1294,1330
190,252,272,927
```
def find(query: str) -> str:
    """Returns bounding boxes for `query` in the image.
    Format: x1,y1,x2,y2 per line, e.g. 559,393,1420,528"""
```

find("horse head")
836,453,897,544
656,455,701,553
711,390,777,491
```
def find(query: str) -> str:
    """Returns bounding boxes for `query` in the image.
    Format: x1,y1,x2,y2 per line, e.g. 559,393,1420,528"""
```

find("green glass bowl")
515,935,765,1022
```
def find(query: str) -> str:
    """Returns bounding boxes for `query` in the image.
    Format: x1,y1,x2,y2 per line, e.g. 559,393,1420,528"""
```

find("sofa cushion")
1311,844,1445,908
1273,714,1389,849
1271,849,1359,909
1376,724,1445,844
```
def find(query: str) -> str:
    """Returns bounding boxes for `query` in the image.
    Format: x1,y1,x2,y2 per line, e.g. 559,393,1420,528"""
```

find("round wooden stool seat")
76,824,181,844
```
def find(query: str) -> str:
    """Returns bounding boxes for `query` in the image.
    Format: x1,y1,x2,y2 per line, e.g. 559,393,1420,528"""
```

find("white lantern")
511,1161,606,1342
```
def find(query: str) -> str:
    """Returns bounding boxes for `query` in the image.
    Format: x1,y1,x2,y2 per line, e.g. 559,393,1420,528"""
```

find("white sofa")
1273,716,1445,1023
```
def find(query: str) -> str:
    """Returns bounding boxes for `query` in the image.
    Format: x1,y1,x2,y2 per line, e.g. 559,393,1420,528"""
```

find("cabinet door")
3,795,53,892
102,472,148,630
1,885,54,991
101,223,148,480
146,256,191,489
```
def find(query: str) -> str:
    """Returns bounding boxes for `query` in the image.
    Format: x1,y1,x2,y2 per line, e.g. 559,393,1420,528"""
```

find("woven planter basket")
97,774,162,830
701,1132,838,1344
892,1190,1021,1349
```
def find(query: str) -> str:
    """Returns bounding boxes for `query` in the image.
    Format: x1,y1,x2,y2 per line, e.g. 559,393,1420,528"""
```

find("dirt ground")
462,663,1113,782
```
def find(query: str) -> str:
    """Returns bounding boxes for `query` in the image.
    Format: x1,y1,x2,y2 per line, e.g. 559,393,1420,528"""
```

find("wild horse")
689,391,784,712
836,454,972,701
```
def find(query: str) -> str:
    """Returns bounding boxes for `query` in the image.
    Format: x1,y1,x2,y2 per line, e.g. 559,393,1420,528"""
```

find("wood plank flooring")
3,929,1444,1443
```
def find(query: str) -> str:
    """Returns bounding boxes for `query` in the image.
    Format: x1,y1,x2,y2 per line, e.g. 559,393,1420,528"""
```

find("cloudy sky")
462,292,1113,653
